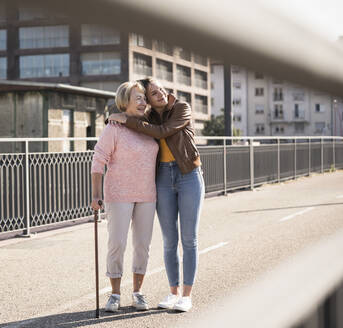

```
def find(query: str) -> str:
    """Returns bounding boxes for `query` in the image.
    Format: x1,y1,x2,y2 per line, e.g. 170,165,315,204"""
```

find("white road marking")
7,241,229,328
199,242,228,254
279,207,315,222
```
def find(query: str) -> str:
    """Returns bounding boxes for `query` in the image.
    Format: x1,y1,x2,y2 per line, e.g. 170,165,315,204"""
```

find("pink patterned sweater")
91,123,159,203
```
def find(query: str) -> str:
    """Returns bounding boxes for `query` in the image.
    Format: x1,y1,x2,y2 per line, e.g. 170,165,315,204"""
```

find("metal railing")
1,136,343,236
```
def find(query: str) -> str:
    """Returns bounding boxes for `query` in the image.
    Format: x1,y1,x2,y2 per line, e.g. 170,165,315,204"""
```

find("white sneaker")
105,294,120,312
132,292,149,310
173,296,192,312
158,293,179,309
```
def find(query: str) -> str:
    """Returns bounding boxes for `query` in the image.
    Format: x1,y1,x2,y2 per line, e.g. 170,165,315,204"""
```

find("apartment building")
0,0,211,133
211,63,335,136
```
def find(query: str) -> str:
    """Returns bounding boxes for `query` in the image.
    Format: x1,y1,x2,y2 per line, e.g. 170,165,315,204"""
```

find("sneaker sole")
158,303,175,309
173,305,191,312
133,304,149,311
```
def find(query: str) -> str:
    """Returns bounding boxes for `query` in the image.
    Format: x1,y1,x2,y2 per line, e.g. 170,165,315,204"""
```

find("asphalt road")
1,171,343,328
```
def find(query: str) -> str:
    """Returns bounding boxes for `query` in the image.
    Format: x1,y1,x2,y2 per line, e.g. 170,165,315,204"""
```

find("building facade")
0,1,211,133
0,80,114,153
211,63,336,137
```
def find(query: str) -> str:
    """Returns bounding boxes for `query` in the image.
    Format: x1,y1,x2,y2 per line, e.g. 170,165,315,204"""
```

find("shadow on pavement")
1,306,182,328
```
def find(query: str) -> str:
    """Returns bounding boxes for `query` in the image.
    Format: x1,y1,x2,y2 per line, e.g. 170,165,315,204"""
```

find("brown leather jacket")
125,94,201,174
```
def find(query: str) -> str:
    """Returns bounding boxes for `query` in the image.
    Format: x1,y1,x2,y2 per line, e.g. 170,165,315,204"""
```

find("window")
232,98,241,106
211,97,214,106
19,26,69,49
255,87,264,96
275,125,285,134
255,104,264,114
274,104,284,119
255,124,265,135
194,54,207,66
81,25,120,46
0,57,6,78
294,104,299,118
177,65,191,86
133,52,152,76
315,122,325,133
155,40,173,56
233,114,242,122
294,104,305,119
233,81,241,89
295,123,305,133
315,103,325,113
20,54,69,78
131,34,152,49
194,69,207,89
81,52,120,76
0,30,6,50
177,91,191,104
156,59,173,82
255,72,264,79
195,95,208,114
273,87,283,101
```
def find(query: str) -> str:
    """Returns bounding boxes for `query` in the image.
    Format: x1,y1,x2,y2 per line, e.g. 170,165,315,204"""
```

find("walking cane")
94,199,102,319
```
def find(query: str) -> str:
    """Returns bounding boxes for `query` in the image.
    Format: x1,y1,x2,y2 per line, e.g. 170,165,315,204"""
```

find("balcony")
293,110,308,122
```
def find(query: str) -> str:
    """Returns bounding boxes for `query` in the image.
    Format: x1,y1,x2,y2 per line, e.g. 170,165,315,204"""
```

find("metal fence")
1,136,343,236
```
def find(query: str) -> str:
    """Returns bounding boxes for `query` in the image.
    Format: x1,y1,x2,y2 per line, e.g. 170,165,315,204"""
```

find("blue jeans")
156,162,205,287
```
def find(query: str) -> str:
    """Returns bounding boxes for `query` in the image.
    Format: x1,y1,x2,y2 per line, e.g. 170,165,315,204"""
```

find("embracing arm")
125,102,191,139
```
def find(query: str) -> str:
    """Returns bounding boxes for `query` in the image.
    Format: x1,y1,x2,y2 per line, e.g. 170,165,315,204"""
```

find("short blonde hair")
115,81,145,112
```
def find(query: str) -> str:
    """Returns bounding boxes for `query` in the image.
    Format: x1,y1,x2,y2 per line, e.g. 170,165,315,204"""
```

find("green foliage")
202,108,242,144
202,108,225,137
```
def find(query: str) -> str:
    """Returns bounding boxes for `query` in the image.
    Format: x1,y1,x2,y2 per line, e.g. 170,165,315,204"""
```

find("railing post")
250,138,254,190
294,138,297,179
333,138,336,170
277,138,280,183
308,137,311,176
321,138,324,173
223,138,227,195
23,140,31,237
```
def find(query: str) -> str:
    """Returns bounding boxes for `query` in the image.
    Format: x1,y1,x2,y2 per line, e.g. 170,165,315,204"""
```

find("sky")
256,0,343,42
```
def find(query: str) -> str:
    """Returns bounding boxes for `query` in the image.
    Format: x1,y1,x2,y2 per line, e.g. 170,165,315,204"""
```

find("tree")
202,108,241,144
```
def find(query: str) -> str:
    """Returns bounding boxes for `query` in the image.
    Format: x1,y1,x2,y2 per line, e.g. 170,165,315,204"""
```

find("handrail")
0,136,343,142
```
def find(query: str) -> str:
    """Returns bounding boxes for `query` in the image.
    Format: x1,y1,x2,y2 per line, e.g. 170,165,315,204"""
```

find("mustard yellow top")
159,138,175,162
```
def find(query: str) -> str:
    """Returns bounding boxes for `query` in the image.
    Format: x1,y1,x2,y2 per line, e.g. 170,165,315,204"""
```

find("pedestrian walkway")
1,171,343,328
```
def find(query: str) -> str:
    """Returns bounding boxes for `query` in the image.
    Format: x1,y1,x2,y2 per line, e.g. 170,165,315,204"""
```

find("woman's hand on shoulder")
108,113,127,125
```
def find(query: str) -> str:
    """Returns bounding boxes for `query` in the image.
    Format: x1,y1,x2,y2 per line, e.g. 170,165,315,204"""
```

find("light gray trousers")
105,202,156,278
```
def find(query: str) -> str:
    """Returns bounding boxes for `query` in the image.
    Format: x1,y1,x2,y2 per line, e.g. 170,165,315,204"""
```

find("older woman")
109,77,205,312
91,81,158,311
